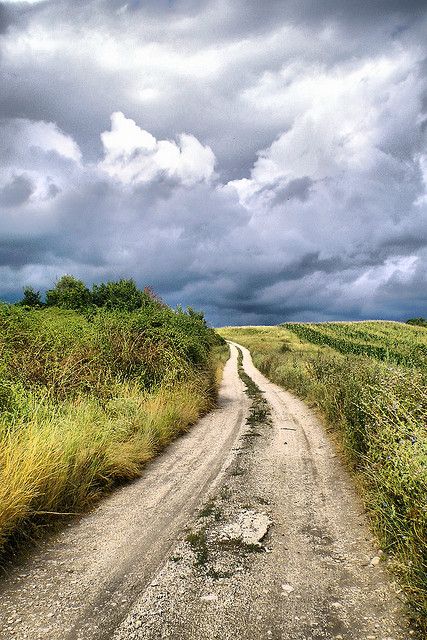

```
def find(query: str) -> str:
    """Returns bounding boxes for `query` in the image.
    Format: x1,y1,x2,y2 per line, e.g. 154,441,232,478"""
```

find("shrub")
0,294,226,557
45,275,91,310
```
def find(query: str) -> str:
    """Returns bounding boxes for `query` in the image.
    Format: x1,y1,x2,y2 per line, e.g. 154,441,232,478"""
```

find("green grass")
236,346,271,428
186,529,209,566
218,323,427,632
0,302,227,557
282,321,427,368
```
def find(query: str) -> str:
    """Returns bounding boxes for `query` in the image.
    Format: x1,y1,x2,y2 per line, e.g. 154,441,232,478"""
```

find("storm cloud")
0,0,426,324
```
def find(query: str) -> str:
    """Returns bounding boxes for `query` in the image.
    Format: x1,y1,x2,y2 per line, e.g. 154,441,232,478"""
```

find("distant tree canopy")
406,317,427,327
45,275,91,310
92,279,150,311
19,286,43,308
18,275,169,314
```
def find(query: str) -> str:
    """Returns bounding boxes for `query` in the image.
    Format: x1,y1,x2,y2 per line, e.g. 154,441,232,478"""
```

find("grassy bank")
218,324,427,631
0,297,226,556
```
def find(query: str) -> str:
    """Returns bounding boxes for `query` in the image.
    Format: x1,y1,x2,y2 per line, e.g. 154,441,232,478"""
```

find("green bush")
45,275,91,310
407,317,427,327
91,279,151,311
0,293,226,556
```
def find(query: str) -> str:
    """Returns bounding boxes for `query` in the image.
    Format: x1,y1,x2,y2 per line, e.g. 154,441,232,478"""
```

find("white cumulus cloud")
231,49,424,204
99,112,216,186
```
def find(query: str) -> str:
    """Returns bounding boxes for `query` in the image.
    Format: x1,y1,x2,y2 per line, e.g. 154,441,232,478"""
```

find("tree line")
18,275,166,313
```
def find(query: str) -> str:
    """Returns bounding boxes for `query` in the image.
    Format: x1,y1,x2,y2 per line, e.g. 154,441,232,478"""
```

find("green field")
0,281,226,557
219,322,427,631
282,321,427,368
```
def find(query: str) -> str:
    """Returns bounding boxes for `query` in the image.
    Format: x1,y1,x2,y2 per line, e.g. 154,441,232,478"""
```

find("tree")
92,279,144,311
45,275,91,310
19,286,43,307
406,317,427,327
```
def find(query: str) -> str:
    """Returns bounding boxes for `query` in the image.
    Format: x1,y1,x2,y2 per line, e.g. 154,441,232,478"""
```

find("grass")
0,301,228,557
282,320,427,368
219,323,427,633
236,346,271,428
186,529,209,566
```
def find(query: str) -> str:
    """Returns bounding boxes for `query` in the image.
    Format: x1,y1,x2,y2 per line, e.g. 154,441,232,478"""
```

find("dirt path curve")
113,343,411,640
0,345,248,640
0,343,412,640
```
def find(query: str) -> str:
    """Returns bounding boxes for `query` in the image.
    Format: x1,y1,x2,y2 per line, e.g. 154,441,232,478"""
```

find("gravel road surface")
0,343,413,640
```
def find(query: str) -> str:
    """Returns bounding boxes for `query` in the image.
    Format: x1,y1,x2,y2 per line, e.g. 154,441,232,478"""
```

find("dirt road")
0,344,412,639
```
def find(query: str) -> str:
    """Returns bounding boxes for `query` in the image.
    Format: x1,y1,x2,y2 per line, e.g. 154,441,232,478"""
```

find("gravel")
0,343,416,639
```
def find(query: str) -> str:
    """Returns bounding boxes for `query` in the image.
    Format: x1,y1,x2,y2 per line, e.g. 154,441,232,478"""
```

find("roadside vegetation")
0,276,226,557
406,317,427,328
218,323,427,632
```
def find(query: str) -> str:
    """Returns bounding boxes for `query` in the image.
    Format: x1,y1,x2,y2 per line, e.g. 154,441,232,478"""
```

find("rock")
200,594,218,602
370,556,381,566
281,583,294,595
219,510,271,547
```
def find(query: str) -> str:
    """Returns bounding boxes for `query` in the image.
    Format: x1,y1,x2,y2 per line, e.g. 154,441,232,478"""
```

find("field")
218,322,427,631
0,296,226,557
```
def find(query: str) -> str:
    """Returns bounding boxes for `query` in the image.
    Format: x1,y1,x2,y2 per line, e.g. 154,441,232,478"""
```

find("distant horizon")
0,273,423,328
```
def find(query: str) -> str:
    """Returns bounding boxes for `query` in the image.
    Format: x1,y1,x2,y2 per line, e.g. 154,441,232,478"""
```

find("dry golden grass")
0,373,220,552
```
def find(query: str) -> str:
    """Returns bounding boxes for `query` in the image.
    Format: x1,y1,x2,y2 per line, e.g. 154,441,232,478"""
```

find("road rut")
0,346,248,639
0,343,412,639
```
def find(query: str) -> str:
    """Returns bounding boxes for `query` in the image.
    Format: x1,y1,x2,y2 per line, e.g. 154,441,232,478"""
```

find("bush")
0,293,226,556
407,317,427,327
91,279,149,311
45,275,91,310
19,286,43,308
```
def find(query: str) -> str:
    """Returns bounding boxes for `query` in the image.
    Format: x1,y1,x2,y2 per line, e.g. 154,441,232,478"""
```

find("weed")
186,529,209,566
218,538,263,554
198,499,222,521
235,347,271,430
219,487,232,500
231,467,245,477
206,567,232,580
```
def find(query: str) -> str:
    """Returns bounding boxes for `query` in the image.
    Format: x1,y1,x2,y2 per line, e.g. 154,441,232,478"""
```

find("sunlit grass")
0,303,227,555
0,376,219,551
219,323,427,632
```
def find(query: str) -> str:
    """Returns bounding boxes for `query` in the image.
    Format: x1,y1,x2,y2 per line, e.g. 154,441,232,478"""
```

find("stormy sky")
0,0,426,324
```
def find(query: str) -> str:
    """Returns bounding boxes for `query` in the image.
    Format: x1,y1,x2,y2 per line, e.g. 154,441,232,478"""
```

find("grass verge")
0,301,228,559
219,325,427,633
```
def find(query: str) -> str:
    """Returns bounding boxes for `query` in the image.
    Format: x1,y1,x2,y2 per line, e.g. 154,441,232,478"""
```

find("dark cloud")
0,4,11,34
0,174,34,207
267,177,314,206
0,0,426,322
0,236,51,267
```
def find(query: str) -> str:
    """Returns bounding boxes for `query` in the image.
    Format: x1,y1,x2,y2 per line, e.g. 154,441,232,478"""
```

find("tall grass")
0,377,215,551
0,302,227,555
219,325,427,632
